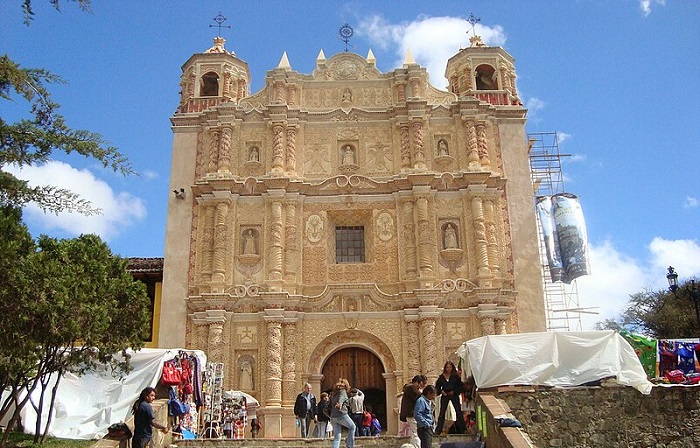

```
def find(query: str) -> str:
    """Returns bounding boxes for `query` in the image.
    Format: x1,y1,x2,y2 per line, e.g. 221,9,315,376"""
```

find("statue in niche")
342,145,356,165
239,358,254,390
248,146,260,162
437,139,449,156
443,223,458,249
342,87,352,104
242,229,257,255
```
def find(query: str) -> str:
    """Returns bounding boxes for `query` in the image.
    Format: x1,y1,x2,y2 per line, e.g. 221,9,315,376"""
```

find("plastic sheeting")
456,331,653,395
16,348,206,440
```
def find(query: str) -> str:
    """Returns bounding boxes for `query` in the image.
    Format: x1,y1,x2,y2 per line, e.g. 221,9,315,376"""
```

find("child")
361,409,372,436
370,414,382,436
414,385,436,448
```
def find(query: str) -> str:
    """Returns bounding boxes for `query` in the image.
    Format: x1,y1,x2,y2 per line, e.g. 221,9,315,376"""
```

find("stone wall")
494,385,700,448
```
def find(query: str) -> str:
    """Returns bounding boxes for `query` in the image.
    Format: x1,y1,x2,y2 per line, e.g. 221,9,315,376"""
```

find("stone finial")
366,49,376,65
469,35,486,47
316,49,326,64
403,49,416,67
205,36,230,54
277,51,292,70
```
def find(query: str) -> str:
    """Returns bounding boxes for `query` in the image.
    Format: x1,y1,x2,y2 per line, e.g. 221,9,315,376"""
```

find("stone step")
174,434,477,448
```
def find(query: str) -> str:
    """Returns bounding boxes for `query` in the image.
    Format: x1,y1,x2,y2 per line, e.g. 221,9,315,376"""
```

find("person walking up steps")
414,385,436,448
294,383,317,438
330,378,356,448
400,374,427,448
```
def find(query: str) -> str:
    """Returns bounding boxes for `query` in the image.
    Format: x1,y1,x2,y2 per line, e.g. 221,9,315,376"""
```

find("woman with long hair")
131,387,169,448
434,360,466,435
329,378,356,448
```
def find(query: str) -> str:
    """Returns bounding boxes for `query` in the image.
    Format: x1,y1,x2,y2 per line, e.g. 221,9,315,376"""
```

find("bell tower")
177,37,251,114
445,34,521,106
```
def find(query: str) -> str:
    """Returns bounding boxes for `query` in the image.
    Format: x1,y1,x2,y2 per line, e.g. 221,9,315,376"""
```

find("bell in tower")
445,22,522,107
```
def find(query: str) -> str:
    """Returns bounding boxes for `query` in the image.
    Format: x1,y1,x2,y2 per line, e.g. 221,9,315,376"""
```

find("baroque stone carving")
376,212,394,242
305,214,324,243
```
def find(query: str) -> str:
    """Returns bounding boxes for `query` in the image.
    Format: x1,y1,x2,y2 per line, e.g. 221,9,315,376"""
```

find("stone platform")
174,434,477,448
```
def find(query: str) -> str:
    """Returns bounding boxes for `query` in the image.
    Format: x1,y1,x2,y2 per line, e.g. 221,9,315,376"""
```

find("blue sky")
2,0,698,329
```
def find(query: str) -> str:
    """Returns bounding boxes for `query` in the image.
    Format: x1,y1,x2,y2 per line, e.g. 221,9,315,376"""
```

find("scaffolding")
528,131,585,331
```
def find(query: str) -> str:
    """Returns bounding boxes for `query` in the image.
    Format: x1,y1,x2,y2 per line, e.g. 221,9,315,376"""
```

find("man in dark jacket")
293,383,317,438
399,375,427,448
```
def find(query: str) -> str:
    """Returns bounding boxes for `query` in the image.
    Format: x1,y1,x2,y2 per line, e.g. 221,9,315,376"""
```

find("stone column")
495,318,507,335
464,119,480,170
211,200,230,289
282,319,298,407
476,122,491,169
237,80,247,101
204,310,227,364
419,308,439,382
218,125,233,173
284,202,298,284
409,77,421,98
396,81,407,103
268,200,284,285
287,85,298,106
382,372,399,435
271,124,285,173
401,198,417,279
471,196,491,279
285,125,297,174
480,316,495,336
199,204,216,284
411,120,426,171
264,310,284,407
208,128,220,173
415,195,434,279
484,198,501,279
398,123,411,170
404,313,421,376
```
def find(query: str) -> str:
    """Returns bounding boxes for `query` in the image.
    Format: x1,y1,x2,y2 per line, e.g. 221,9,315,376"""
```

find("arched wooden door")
321,347,387,430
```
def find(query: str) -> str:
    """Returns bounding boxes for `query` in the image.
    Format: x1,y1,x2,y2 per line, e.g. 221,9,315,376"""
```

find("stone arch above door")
308,329,397,374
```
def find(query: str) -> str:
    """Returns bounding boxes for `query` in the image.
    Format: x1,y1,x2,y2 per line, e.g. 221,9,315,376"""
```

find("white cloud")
142,169,159,180
526,97,546,115
684,196,698,209
640,0,666,16
6,161,147,241
557,132,572,144
575,238,700,330
357,14,507,87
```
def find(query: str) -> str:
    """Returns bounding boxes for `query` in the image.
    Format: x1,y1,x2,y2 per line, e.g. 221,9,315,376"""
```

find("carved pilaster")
264,311,284,407
287,85,298,106
284,202,298,283
464,119,480,170
495,318,507,335
274,81,286,104
399,123,411,170
203,310,227,364
476,122,491,169
480,316,495,336
396,81,407,103
415,196,434,279
418,309,439,382
237,80,246,101
285,125,297,174
471,196,490,279
401,199,417,278
222,71,231,98
483,198,501,280
282,321,297,406
208,128,220,173
271,124,285,173
411,121,426,170
268,201,284,282
405,314,421,376
218,126,233,173
409,77,421,98
200,204,216,284
212,201,230,288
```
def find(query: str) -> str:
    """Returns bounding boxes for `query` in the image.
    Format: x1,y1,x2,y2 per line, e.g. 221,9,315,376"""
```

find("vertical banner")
536,192,591,283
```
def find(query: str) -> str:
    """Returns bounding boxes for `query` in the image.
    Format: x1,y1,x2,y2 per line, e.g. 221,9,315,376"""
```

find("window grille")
335,226,365,263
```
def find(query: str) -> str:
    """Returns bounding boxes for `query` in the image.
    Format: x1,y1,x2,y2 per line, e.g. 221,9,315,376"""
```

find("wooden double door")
321,347,387,430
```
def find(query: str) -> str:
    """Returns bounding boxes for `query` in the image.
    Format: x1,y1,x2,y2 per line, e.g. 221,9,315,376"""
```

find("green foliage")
2,430,94,448
0,53,133,215
21,1,93,25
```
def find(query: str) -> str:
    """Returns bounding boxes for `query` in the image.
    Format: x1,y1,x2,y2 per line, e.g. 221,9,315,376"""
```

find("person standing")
414,385,436,448
347,388,365,436
435,361,466,435
294,383,317,438
131,387,169,448
330,378,356,448
316,392,331,439
400,374,427,448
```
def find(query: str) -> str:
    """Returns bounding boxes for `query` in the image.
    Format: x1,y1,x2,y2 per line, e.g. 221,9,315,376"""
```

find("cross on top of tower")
466,13,481,37
339,23,354,52
210,12,231,37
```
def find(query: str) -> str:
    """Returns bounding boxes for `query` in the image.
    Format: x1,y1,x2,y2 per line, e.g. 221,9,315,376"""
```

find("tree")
0,207,152,446
21,1,92,25
596,284,700,339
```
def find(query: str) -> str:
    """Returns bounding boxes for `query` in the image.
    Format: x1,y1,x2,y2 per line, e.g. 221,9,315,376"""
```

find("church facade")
160,34,545,437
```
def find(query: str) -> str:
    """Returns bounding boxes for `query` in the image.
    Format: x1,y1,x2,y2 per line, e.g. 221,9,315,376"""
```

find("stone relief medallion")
376,212,394,241
305,214,324,243
333,60,359,80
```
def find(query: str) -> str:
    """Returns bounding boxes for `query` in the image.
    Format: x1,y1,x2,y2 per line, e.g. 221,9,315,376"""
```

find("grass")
1,432,96,448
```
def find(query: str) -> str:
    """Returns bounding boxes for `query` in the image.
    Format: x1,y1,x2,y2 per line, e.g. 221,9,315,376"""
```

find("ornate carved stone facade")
161,36,545,438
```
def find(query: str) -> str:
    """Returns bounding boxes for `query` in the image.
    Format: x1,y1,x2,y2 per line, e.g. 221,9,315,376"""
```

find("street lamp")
666,266,700,334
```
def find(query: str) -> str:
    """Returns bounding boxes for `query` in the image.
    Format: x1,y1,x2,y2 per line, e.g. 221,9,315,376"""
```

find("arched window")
475,64,498,90
200,72,219,97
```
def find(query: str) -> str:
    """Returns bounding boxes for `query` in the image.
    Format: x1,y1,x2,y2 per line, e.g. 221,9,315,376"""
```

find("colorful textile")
620,331,657,378
677,342,696,374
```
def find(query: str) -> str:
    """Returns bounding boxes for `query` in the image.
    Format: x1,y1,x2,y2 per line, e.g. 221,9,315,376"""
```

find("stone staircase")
174,434,478,448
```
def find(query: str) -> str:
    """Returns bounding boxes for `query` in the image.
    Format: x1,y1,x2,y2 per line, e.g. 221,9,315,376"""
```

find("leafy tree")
596,284,700,338
21,1,92,25
0,207,151,446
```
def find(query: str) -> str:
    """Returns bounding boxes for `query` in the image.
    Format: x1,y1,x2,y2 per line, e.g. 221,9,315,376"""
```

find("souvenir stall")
654,337,700,384
160,350,205,439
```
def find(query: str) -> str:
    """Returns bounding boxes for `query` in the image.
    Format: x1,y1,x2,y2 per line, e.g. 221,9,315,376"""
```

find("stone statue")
444,223,458,249
249,146,260,162
438,139,449,156
243,229,257,255
239,359,254,390
342,145,355,165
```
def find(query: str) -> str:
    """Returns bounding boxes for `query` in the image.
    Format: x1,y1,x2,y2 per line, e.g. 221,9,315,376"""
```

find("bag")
106,422,132,441
161,360,182,386
168,387,190,416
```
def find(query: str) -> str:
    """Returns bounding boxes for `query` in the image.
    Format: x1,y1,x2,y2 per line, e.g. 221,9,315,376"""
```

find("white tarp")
15,348,206,440
456,330,653,395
